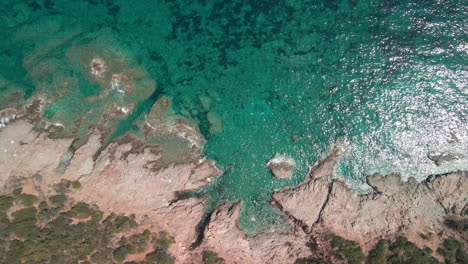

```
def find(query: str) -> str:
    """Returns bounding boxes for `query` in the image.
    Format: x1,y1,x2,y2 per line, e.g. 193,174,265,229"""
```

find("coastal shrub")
66,201,97,219
128,230,151,253
114,244,133,263
10,207,39,240
330,234,365,264
0,196,14,212
0,245,5,262
71,180,82,189
15,193,38,206
0,215,8,225
53,179,73,194
0,187,175,263
152,231,175,250
145,248,175,264
202,250,226,264
10,188,38,206
0,212,10,234
4,239,26,264
367,239,389,264
294,257,327,264
437,239,467,264
103,213,138,233
38,201,48,210
366,237,442,264
90,247,113,263
37,206,61,223
386,236,439,264
12,188,23,196
444,219,467,234
142,231,176,264
49,194,67,207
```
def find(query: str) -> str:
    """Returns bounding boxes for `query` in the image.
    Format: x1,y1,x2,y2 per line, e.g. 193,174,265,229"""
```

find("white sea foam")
144,121,201,148
111,73,126,94
0,114,16,128
119,106,130,114
267,153,295,166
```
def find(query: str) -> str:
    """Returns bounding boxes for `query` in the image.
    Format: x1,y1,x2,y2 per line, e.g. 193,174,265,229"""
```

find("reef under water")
0,0,467,235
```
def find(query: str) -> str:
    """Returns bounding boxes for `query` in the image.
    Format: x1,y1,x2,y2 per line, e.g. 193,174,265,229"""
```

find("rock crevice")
273,171,467,252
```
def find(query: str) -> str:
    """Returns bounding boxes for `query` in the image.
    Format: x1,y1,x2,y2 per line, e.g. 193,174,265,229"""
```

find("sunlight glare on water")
0,0,466,234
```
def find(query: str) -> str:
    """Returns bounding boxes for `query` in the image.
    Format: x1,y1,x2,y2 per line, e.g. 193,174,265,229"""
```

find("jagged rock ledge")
272,171,467,255
0,116,220,262
0,116,466,263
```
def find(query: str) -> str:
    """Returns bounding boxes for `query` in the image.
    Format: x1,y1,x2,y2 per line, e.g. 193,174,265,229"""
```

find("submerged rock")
428,151,464,166
207,111,223,135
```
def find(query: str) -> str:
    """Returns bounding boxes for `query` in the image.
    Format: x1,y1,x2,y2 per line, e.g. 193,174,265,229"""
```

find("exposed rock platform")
0,116,466,263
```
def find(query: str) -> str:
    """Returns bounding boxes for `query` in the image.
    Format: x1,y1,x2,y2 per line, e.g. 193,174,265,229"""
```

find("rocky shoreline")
0,112,466,263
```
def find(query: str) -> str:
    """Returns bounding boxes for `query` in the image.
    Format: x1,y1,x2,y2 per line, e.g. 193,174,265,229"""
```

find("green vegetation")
0,196,14,212
128,230,152,253
53,180,74,194
145,248,175,264
102,213,138,233
12,188,23,196
388,236,439,264
366,237,439,264
330,234,366,264
38,201,48,211
202,250,226,264
0,187,175,264
15,193,38,207
66,202,99,219
71,180,82,189
111,231,153,263
326,235,456,264
10,207,39,240
152,231,175,251
294,257,327,264
49,194,67,207
144,231,176,264
444,219,467,235
367,239,389,264
10,188,38,207
113,243,133,263
437,239,467,264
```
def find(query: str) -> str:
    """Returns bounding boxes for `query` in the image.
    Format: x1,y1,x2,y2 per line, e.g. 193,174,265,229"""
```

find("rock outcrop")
267,154,295,179
1,117,467,263
0,118,220,262
201,202,311,264
273,172,468,252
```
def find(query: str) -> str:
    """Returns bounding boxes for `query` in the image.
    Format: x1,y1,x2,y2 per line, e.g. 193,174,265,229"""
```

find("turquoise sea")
1,0,467,235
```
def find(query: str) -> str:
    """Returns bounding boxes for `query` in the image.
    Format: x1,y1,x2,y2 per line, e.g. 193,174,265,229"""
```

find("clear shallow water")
0,0,467,234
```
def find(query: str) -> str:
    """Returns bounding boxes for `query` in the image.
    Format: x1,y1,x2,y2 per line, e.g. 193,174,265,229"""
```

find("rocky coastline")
0,109,466,263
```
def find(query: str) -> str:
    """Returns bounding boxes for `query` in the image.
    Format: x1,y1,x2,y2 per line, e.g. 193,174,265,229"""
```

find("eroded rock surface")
202,202,311,264
267,154,295,179
1,117,467,263
273,179,330,230
273,171,468,252
0,118,220,262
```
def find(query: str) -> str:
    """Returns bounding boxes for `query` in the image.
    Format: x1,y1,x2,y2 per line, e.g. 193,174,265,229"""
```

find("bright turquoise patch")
0,0,467,235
